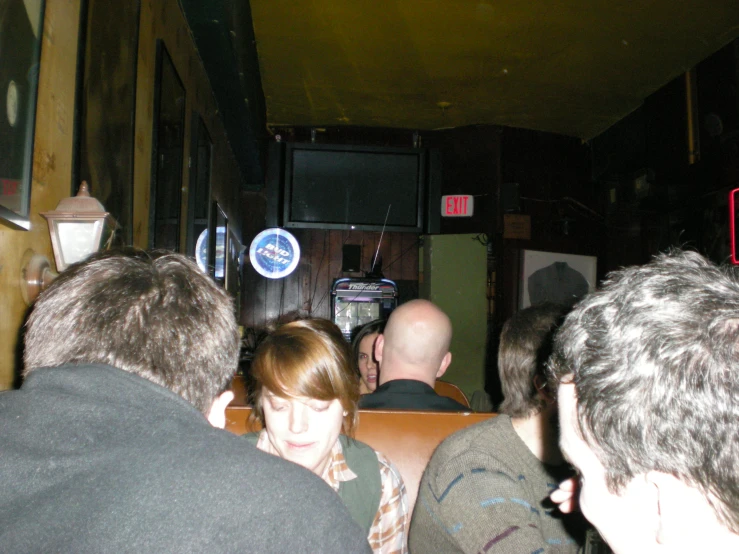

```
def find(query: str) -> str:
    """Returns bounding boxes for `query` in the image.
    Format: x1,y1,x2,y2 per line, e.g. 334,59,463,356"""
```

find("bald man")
358,299,469,411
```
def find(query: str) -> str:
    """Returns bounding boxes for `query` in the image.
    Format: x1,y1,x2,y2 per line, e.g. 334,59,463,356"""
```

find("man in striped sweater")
409,303,586,553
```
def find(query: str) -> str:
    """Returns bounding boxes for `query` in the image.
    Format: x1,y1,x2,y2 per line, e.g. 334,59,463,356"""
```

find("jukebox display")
331,278,398,340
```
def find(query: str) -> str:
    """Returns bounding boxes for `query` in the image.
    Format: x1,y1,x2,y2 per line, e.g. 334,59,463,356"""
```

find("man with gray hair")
0,249,370,553
409,303,586,553
359,299,468,411
549,249,739,553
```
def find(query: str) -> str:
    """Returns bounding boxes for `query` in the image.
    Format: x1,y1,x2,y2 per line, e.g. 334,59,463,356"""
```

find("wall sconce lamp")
21,181,118,305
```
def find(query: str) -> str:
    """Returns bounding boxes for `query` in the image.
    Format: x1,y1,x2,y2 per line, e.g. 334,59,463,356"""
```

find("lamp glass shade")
53,220,104,269
40,182,118,273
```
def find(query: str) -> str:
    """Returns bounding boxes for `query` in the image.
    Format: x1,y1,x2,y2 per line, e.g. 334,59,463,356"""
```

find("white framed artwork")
520,250,597,309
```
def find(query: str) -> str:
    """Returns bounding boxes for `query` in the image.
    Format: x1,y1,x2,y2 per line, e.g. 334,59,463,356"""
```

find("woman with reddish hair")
247,318,409,553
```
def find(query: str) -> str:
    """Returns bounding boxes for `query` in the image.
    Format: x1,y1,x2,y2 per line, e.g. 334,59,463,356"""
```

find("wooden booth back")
225,406,496,511
229,376,471,408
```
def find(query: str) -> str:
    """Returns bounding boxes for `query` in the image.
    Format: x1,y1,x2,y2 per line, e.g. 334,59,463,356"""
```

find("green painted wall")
420,234,487,398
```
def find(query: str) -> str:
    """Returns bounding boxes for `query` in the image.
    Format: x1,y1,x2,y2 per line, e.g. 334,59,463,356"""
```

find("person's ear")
207,390,235,429
436,352,452,378
374,334,385,364
533,374,555,404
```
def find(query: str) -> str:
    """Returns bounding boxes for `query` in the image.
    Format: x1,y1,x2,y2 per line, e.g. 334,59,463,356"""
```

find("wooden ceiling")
248,1,739,140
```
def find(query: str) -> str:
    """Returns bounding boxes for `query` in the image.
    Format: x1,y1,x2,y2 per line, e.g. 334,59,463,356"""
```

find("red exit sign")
441,195,474,217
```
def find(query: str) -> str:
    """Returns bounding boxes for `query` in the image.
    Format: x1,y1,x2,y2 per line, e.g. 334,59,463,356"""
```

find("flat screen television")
282,142,427,232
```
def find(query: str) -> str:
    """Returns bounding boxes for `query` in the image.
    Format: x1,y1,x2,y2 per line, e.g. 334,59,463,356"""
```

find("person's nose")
288,403,309,434
367,357,377,370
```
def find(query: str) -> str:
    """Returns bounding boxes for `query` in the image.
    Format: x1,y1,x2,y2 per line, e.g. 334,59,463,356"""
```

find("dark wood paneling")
76,0,141,245
362,232,378,274
401,233,419,281
389,232,402,276
488,127,597,405
495,127,599,327
423,125,501,236
329,231,343,286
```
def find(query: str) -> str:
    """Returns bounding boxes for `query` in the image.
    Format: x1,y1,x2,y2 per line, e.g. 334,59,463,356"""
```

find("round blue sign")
249,228,300,279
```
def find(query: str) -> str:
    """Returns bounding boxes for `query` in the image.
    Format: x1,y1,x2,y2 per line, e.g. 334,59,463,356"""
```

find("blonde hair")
251,318,360,436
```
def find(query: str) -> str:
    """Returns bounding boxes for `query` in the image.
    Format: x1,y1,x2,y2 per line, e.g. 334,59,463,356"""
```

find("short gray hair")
549,249,739,532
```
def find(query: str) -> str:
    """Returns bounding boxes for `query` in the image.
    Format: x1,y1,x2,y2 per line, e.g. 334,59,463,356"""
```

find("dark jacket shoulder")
359,379,469,411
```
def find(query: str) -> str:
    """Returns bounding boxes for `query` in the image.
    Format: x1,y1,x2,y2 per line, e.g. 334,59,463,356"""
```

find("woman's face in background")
357,332,379,394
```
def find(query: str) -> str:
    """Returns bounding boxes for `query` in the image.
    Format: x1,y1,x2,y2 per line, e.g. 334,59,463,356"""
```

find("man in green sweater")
409,304,586,553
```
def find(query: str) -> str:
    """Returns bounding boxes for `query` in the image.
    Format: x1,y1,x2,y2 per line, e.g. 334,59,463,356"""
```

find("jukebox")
331,278,398,340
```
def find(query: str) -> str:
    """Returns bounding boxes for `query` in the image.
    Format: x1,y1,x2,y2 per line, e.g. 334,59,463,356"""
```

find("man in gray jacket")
0,249,370,553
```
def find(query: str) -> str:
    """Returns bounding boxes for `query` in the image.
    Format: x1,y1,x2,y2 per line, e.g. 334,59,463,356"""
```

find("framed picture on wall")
74,0,141,244
149,40,185,251
226,228,243,308
185,115,212,257
0,0,46,229
519,249,597,309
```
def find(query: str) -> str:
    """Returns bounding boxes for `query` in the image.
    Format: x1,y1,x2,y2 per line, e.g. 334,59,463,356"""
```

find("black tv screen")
283,143,426,232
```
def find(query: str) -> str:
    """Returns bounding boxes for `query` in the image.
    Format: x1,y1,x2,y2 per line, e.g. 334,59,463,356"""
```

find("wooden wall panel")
298,229,314,313
133,0,245,253
329,230,343,282
311,231,330,315
240,229,419,330
362,232,380,273
1,0,253,388
76,0,140,245
495,127,598,327
401,233,420,281
389,232,402,276
0,1,82,389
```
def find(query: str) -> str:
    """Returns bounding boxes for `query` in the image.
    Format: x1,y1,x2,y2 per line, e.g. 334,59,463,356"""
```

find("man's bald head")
375,299,453,386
